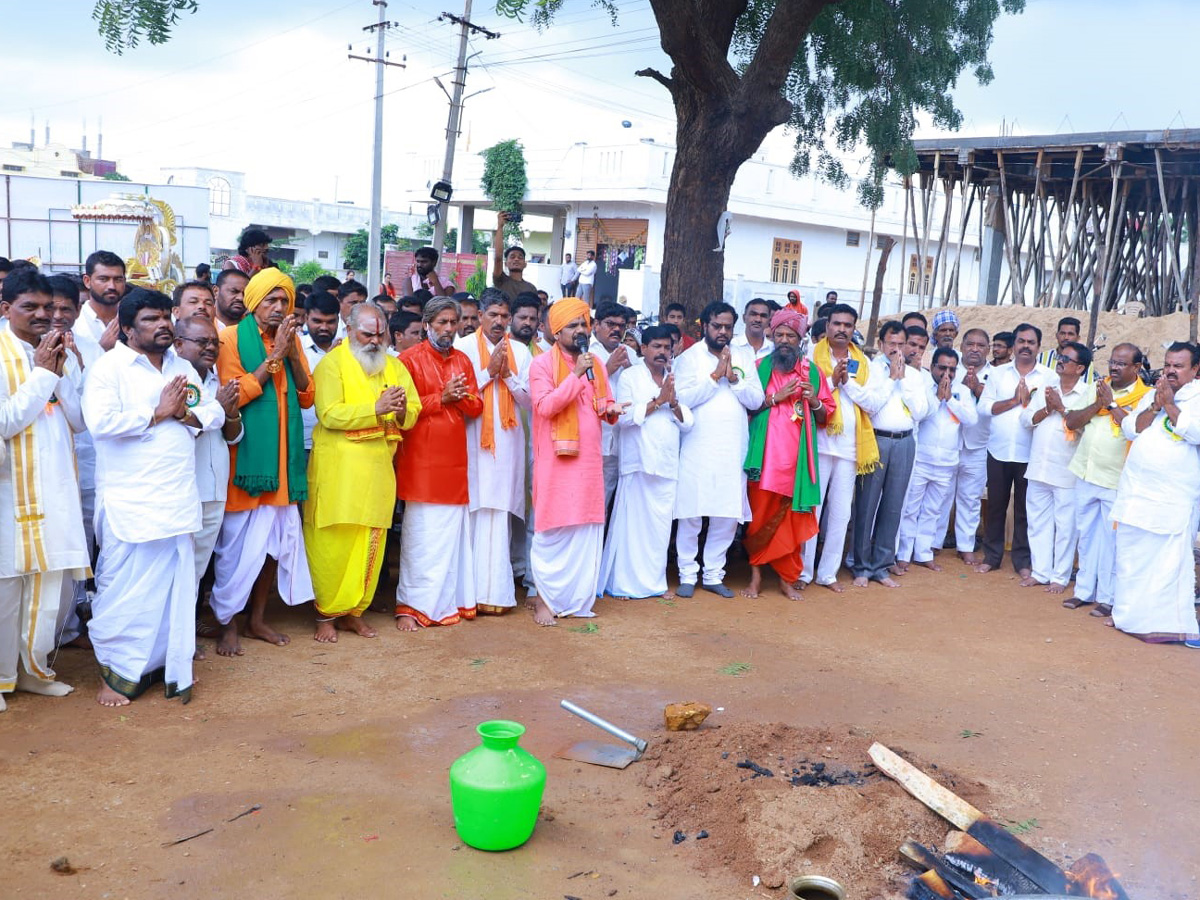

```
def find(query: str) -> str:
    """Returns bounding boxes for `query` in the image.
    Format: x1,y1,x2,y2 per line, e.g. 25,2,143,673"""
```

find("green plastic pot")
449,720,546,851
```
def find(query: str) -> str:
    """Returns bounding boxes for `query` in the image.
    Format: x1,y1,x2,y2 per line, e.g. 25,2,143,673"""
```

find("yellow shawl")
812,338,879,474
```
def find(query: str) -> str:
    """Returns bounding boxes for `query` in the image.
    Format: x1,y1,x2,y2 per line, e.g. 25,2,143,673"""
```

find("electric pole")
432,3,498,255
349,1,404,295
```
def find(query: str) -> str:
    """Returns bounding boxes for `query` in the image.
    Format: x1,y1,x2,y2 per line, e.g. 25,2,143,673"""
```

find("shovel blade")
554,740,640,769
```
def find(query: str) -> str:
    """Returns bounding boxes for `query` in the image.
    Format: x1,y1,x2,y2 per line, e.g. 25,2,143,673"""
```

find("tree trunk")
864,236,895,349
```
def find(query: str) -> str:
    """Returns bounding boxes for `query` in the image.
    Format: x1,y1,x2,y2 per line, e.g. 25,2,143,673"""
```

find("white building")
161,167,425,272
403,138,980,317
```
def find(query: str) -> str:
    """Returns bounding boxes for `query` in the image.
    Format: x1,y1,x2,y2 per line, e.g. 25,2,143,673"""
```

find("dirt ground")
2,550,1197,900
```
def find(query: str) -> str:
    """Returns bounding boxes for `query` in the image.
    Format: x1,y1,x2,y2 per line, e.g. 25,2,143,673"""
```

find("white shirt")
978,361,1059,463
0,336,89,577
615,363,694,480
82,344,224,543
194,366,242,503
953,362,992,451
302,337,330,450
862,355,929,433
590,337,633,457
1020,379,1086,488
72,301,113,371
674,340,764,519
732,332,774,363
455,332,533,516
915,379,978,468
576,259,597,285
1112,381,1200,534
559,260,579,284
807,344,890,462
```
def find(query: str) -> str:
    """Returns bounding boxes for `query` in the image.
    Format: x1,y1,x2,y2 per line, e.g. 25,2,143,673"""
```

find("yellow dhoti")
304,522,385,618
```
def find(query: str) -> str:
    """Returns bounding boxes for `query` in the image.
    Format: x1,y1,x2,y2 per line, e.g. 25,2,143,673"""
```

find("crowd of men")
1,240,1197,714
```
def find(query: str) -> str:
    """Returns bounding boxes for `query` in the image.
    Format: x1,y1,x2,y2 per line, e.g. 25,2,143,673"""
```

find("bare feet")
337,616,377,638
820,580,845,593
523,594,538,610
314,619,338,643
958,551,981,565
1017,567,1032,579
16,673,74,696
973,563,994,574
1045,583,1067,594
662,590,676,600
889,562,909,576
852,576,869,588
741,566,762,599
395,614,420,632
96,683,131,707
913,559,942,572
216,621,244,657
193,647,207,661
246,618,290,647
874,576,901,588
1018,575,1038,587
531,596,557,627
780,576,803,601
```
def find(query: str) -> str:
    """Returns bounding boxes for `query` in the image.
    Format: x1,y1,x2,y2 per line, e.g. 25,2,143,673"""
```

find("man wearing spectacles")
173,317,244,656
1018,341,1091,594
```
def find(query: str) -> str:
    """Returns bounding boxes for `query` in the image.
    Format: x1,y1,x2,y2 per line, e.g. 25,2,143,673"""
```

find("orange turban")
243,267,296,315
548,297,590,336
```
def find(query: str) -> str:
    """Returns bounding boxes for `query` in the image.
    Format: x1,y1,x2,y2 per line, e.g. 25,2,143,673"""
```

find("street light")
430,180,453,203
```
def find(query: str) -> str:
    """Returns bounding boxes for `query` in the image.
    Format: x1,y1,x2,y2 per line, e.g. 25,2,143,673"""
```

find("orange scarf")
477,330,518,454
550,343,611,456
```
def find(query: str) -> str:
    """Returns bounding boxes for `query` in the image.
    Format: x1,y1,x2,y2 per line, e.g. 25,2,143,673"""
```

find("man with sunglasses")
1019,341,1091,594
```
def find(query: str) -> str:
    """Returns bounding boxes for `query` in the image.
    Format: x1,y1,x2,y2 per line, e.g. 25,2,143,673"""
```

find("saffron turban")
244,267,296,315
548,297,590,335
770,306,808,338
932,309,960,330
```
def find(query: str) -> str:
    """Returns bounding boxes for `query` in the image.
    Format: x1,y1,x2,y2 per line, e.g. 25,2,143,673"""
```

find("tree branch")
649,0,745,98
740,0,834,104
635,67,674,93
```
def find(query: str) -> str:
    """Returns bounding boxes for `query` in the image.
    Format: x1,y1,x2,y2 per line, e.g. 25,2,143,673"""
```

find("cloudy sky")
1,0,1195,209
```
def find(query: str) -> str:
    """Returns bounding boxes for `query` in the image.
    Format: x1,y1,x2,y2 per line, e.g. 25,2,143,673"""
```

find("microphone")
573,332,594,381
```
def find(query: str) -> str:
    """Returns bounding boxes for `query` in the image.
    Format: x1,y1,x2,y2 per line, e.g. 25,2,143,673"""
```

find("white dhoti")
471,508,516,612
1113,515,1200,641
531,524,602,617
1026,479,1077,586
675,515,738,586
0,570,67,693
801,452,856,585
897,460,954,564
90,513,196,700
1074,480,1117,605
947,445,987,552
396,503,476,625
194,500,225,591
210,505,314,624
600,472,674,598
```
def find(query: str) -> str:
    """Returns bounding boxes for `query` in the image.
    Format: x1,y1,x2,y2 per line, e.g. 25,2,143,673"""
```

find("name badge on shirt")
1164,416,1184,441
185,383,201,408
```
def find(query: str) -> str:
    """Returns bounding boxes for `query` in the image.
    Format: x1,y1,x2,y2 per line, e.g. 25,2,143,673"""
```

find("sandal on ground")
1062,598,1092,609
1089,603,1113,618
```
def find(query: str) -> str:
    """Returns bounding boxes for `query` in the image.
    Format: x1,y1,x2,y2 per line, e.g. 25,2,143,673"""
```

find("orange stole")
744,482,819,583
477,330,518,453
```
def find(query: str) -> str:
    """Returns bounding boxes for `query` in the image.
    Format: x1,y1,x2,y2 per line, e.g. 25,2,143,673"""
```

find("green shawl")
233,316,308,502
743,355,821,513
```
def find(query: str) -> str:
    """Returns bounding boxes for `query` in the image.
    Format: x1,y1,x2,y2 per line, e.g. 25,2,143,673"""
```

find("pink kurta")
759,360,836,497
529,348,610,532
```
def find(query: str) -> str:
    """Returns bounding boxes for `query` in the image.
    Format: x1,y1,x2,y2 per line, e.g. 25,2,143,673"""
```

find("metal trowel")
554,699,647,769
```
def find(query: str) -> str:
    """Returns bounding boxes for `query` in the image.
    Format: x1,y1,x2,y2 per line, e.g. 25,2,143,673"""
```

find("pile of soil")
639,723,992,898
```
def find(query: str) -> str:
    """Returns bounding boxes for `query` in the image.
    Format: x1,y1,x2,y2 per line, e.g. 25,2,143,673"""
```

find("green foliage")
568,621,600,634
92,0,198,54
465,258,488,298
342,224,400,274
276,259,331,285
719,661,753,676
1004,818,1040,835
480,140,529,242
102,171,132,181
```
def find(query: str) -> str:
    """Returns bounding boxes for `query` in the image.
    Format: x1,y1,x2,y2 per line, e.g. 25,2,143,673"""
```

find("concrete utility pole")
432,3,498,255
349,1,404,295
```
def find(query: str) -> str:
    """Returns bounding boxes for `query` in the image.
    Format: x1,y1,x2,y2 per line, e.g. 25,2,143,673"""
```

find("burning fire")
1067,854,1125,899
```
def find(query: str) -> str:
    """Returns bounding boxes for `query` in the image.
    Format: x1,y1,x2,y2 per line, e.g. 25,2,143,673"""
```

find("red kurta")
396,340,483,504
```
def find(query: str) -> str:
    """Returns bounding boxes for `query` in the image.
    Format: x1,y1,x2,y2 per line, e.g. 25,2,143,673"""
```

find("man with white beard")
673,301,764,597
455,289,532,614
304,304,419,641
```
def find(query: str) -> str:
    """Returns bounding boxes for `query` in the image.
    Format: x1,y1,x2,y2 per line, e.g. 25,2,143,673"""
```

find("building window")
209,176,231,217
845,231,860,247
875,234,890,250
317,250,329,259
770,238,802,285
908,255,934,294
2,164,24,172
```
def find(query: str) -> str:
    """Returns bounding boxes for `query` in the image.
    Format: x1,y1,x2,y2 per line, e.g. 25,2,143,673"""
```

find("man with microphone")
526,297,627,625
